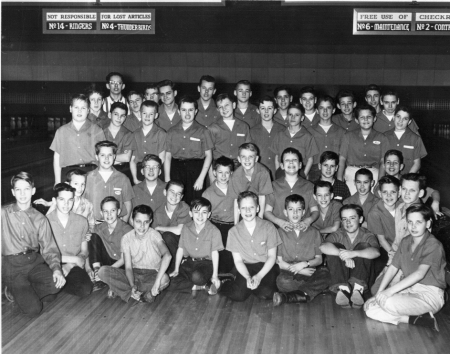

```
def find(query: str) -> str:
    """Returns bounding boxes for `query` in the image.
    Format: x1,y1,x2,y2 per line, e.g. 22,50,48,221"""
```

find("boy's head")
354,168,374,196
198,75,216,102
144,83,160,103
364,84,381,109
336,90,356,116
95,141,117,170
86,83,104,113
11,172,35,206
158,80,177,106
70,94,90,123
340,204,364,233
394,105,412,131
406,204,433,237
319,151,339,179
258,96,277,122
127,91,143,114
101,196,121,225
213,156,234,184
280,148,302,175
299,86,316,113
65,169,87,197
141,154,162,182
132,205,153,236
109,102,128,127
284,194,305,224
313,181,334,209
141,100,159,126
106,72,125,96
377,175,400,208
381,89,399,115
238,143,259,171
274,86,293,112
234,80,252,104
164,180,184,206
53,183,75,215
384,150,404,177
189,197,212,225
317,96,336,121
237,191,259,222
400,173,426,205
216,93,235,119
178,96,198,125
355,104,376,130
287,103,305,128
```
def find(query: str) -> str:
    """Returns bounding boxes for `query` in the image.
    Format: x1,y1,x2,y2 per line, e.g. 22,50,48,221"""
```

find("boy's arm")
115,150,132,163
375,234,393,254
277,256,291,271
300,207,319,231
264,204,293,231
111,253,125,268
232,252,252,287
258,195,266,219
318,220,341,235
123,247,136,289
378,158,385,180
158,151,166,167
376,264,399,294
155,224,184,235
234,199,239,225
122,201,132,223
409,158,421,173
319,242,341,256
252,246,277,289
430,189,442,216
164,152,172,182
211,250,220,288
337,155,346,181
303,157,313,179
152,240,172,296
169,247,184,276
194,149,212,191
339,246,380,260
274,154,280,171
53,152,62,184
130,155,141,185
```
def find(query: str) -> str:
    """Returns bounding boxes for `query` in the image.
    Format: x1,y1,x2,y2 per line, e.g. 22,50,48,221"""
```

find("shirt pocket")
402,145,415,163
256,241,268,256
368,140,382,162
189,136,202,156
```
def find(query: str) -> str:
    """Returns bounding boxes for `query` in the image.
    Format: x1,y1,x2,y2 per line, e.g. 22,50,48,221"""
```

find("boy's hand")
62,263,74,276
33,199,52,207
375,289,394,307
431,201,443,216
85,232,92,242
298,220,311,232
193,177,204,191
339,249,356,261
151,279,161,296
211,276,221,289
133,178,141,185
288,262,307,274
75,256,86,269
250,275,262,289
169,270,179,278
344,259,355,269
53,270,66,288
86,267,94,280
279,220,294,232
246,277,253,289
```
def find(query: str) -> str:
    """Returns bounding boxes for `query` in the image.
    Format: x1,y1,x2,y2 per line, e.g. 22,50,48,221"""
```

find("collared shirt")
325,227,379,250
47,211,88,257
392,232,446,289
87,110,110,129
1,204,62,272
393,200,423,251
84,167,135,220
208,118,251,160
374,111,419,134
93,219,133,260
339,129,389,168
367,199,396,245
308,124,346,164
166,121,213,159
121,228,164,270
278,227,322,263
331,113,360,132
179,220,224,259
384,128,427,173
132,124,167,162
195,99,220,128
46,196,95,232
227,217,282,264
313,200,342,231
270,127,319,163
234,103,261,129
302,112,321,130
314,178,351,202
104,125,136,155
230,162,273,197
250,122,286,177
123,112,142,133
103,95,129,114
157,103,181,132
273,110,289,128
343,192,379,221
152,201,191,228
202,182,237,223
132,180,167,213
50,120,105,167
267,176,318,220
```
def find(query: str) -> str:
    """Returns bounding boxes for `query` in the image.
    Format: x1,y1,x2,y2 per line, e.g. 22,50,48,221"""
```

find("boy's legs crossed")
88,233,120,269
211,220,234,273
252,263,280,300
277,267,331,301
63,266,93,297
219,266,253,302
162,232,180,273
98,266,133,302
134,268,169,295
169,258,213,291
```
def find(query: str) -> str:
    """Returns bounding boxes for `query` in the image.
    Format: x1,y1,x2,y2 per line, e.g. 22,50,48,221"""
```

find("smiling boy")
103,72,129,113
196,75,220,128
123,91,143,133
157,80,181,132
273,86,293,127
233,80,260,128
331,90,359,133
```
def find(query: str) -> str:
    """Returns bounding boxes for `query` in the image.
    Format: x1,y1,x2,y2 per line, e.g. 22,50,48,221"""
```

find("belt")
6,249,34,257
65,163,96,169
211,218,234,225
348,164,376,169
173,158,204,162
187,257,210,262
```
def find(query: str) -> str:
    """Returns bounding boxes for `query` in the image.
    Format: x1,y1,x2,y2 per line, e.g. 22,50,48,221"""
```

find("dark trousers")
63,266,93,297
171,158,205,206
2,252,61,317
211,220,234,273
169,258,213,292
325,242,375,292
220,262,280,302
88,233,119,268
162,231,180,273
61,164,97,182
114,163,133,182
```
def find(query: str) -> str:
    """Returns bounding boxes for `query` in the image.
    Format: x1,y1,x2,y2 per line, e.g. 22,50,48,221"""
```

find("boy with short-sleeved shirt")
312,182,342,237
331,90,359,133
233,80,261,128
123,91,143,133
273,86,293,128
196,75,220,128
102,72,129,114
299,87,320,129
86,84,110,129
157,80,181,132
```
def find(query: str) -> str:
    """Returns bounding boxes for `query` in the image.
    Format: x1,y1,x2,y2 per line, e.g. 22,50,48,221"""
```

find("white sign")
416,13,450,21
46,12,97,21
100,13,152,21
357,12,412,21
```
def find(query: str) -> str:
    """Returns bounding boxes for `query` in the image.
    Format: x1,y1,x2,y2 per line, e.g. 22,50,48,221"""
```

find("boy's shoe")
207,282,218,296
350,289,365,309
192,285,206,291
142,292,155,303
92,269,107,292
4,287,15,303
218,273,236,282
107,289,116,299
336,289,352,309
410,312,440,332
273,290,309,306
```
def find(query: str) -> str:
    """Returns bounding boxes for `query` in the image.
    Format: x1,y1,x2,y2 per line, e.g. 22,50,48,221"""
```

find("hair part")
190,197,212,212
65,169,86,183
110,101,128,115
237,191,258,208
281,147,303,164
11,171,34,188
340,204,364,219
401,173,427,192
314,180,334,195
355,168,373,181
320,151,339,165
95,140,118,155
378,175,401,191
53,182,75,198
285,194,305,209
384,149,404,164
101,196,120,210
132,204,153,220
406,204,434,223
213,156,235,172
355,104,376,119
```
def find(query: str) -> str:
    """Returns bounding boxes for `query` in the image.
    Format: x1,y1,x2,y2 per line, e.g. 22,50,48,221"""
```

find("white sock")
338,285,350,293
353,283,364,293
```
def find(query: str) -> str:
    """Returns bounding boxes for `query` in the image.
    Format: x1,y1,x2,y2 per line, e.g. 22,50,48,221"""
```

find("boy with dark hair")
103,72,128,113
86,83,109,129
2,172,65,316
50,93,105,184
47,183,92,297
144,83,160,103
123,91,143,132
364,84,381,114
219,191,282,302
312,181,342,237
233,80,260,128
273,86,293,127
98,205,172,303
315,151,351,202
365,204,446,331
331,90,359,132
157,79,181,131
84,141,134,222
299,86,320,129
273,194,331,305
165,95,213,205
130,100,166,185
196,75,220,128
169,198,224,294
320,204,380,309
250,96,285,179
309,96,345,181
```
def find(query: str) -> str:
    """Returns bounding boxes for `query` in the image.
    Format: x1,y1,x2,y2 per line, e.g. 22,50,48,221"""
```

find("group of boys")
2,73,446,333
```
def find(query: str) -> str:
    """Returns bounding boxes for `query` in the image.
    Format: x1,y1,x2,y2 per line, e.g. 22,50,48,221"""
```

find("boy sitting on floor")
312,181,342,239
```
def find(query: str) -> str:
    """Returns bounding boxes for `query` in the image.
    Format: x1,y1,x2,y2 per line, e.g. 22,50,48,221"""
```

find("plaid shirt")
314,178,351,203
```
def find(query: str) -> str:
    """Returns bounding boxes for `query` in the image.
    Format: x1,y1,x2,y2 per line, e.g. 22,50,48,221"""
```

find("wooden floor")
2,288,450,354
